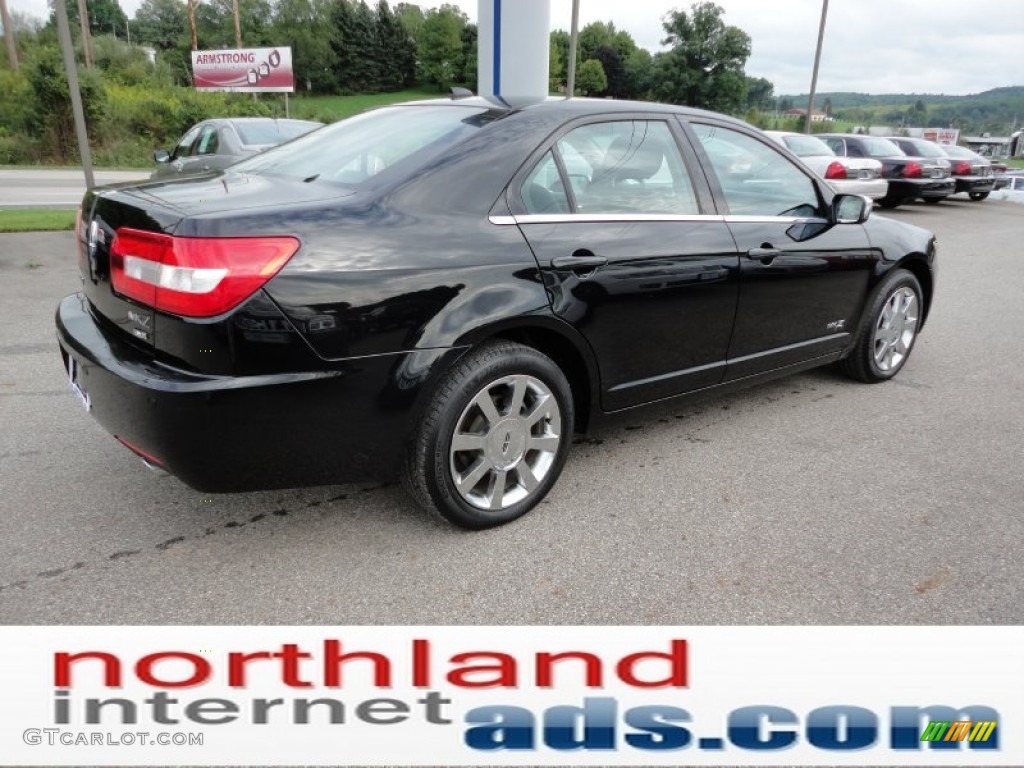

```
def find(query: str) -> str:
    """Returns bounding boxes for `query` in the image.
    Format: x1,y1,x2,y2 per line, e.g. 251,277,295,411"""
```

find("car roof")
391,95,753,129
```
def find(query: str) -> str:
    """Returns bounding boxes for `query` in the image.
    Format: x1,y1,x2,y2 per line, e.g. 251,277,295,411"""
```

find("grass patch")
289,88,442,122
1006,158,1024,169
0,209,77,233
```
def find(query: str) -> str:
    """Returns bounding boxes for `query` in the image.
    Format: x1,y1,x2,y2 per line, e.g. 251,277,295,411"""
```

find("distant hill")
779,86,1024,135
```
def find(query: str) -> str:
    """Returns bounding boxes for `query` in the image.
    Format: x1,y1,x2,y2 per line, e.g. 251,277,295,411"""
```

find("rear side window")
693,123,821,217
522,151,570,214
534,120,698,215
233,106,495,187
821,137,844,155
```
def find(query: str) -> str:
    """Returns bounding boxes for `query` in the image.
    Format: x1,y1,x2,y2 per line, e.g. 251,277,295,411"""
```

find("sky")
8,0,1024,95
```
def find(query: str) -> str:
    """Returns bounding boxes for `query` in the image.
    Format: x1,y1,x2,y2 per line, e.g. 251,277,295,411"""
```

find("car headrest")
598,133,666,183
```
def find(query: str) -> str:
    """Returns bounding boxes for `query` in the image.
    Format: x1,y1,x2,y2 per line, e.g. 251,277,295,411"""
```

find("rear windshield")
232,106,494,186
234,121,315,146
941,145,972,159
861,137,903,158
905,140,946,158
783,134,836,157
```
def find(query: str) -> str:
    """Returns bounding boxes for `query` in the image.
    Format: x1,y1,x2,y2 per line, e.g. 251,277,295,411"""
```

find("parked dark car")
58,98,937,528
151,118,322,179
819,134,954,208
936,144,997,201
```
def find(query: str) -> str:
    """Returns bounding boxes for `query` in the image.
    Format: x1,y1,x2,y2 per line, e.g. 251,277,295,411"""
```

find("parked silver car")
764,131,887,200
151,118,322,179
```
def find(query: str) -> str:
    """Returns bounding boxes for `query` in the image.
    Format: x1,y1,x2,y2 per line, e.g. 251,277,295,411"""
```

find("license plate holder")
66,356,91,412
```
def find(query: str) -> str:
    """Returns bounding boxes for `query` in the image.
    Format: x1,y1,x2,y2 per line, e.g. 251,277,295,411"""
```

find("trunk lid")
78,172,352,363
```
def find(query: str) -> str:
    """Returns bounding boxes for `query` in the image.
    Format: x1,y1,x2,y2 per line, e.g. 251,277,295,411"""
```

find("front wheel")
841,269,923,383
969,191,989,201
402,341,574,529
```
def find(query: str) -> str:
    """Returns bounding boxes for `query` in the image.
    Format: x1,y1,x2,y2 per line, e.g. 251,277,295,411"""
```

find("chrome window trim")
489,213,805,226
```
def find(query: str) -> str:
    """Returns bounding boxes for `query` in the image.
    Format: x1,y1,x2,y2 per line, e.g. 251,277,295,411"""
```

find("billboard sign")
191,47,294,92
923,127,960,145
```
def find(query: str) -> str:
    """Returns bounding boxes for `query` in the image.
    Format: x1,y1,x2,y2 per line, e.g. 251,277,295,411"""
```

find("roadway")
0,198,1022,624
0,169,151,209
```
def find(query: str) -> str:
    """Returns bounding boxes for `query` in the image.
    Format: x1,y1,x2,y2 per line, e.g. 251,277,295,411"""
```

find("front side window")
548,120,699,215
693,123,821,217
173,125,201,159
196,125,219,155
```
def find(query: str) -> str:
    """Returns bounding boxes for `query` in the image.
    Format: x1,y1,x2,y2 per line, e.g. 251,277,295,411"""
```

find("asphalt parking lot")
1,198,1022,624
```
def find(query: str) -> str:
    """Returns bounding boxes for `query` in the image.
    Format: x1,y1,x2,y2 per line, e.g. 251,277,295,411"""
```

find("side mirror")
153,149,170,163
833,193,871,224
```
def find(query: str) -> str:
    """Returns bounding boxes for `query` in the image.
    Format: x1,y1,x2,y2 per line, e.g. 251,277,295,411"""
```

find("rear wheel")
402,341,573,529
877,195,901,209
841,269,923,383
969,191,989,201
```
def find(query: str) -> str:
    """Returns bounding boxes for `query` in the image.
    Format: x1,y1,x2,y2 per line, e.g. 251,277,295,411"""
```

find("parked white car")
995,174,1024,204
764,131,888,200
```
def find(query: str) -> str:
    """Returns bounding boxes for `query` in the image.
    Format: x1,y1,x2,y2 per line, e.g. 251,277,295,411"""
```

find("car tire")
402,341,574,529
877,196,901,209
969,191,989,201
841,269,923,383
923,197,943,205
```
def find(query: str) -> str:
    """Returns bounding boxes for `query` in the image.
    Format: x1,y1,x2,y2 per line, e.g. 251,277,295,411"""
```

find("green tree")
549,29,569,91
418,4,465,90
393,2,424,42
653,1,751,113
594,43,630,98
624,47,653,99
132,0,187,49
458,21,477,89
50,0,128,38
26,45,105,161
745,75,774,110
575,58,606,96
272,0,337,92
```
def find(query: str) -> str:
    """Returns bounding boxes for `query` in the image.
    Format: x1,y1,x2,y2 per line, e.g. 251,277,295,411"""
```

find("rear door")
685,120,879,381
512,116,740,411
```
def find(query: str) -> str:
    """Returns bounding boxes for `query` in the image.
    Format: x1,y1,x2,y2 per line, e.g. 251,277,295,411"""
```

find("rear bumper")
953,176,996,195
888,178,956,201
831,178,888,199
55,293,444,492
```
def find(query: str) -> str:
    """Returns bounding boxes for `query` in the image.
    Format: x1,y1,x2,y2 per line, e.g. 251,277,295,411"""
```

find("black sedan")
938,144,998,201
819,134,955,208
151,117,322,179
58,97,937,529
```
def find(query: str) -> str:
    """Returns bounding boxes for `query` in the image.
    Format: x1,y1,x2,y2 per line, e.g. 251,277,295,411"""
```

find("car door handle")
746,246,782,261
551,251,609,270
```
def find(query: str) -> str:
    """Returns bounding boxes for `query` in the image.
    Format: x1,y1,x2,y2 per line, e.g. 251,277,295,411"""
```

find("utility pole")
232,0,241,48
565,0,579,98
805,0,828,134
187,0,198,50
76,0,94,68
1,0,19,70
53,0,95,189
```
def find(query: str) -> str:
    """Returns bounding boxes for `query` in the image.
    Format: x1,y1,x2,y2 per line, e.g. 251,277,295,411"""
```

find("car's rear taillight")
903,161,922,178
75,205,85,272
110,228,300,318
952,161,971,175
824,161,847,180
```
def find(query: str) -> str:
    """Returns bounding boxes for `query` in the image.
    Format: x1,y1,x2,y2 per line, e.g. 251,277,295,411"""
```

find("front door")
687,121,880,381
